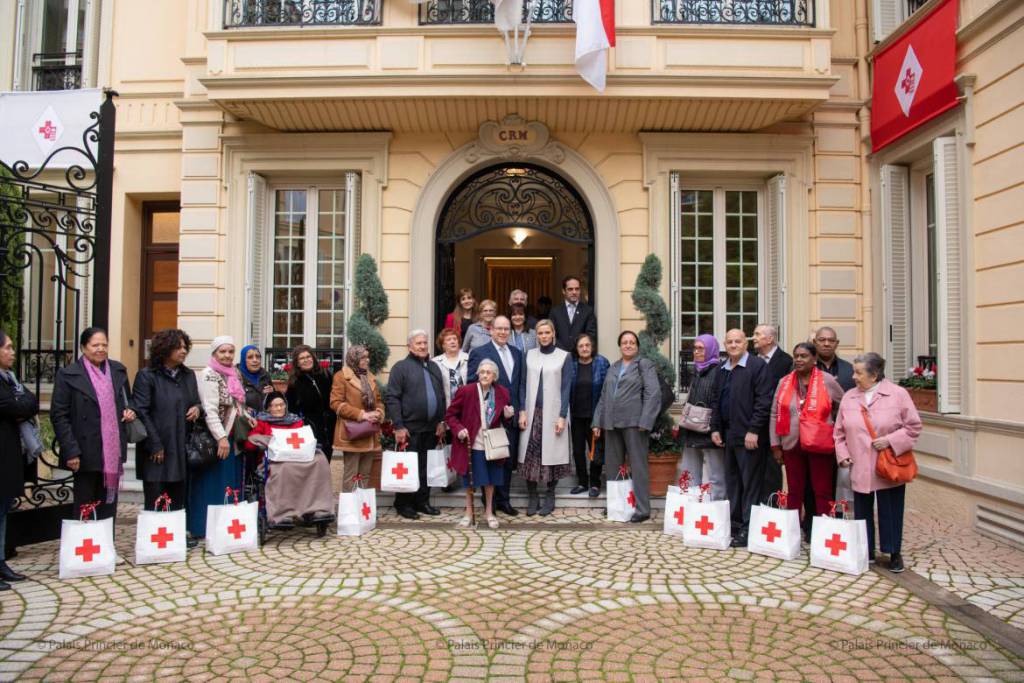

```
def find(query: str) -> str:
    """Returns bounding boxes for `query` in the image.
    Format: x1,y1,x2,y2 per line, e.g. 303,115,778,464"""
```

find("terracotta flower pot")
369,452,383,489
908,387,937,413
648,451,679,498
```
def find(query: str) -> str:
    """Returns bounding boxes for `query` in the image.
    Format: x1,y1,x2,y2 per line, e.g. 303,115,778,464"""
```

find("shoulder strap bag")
478,384,510,461
861,404,917,483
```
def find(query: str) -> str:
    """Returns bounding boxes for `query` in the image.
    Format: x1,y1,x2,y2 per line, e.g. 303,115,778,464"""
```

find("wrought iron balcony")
31,52,82,91
224,0,382,28
420,0,572,25
653,0,814,26
906,0,929,14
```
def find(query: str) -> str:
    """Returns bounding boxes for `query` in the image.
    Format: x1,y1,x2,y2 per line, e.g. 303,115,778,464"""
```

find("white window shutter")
933,137,963,413
872,0,903,42
766,174,786,345
246,172,269,352
881,164,912,381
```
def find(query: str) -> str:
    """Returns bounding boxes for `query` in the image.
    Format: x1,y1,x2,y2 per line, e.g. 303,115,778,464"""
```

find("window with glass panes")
670,175,765,382
268,175,359,351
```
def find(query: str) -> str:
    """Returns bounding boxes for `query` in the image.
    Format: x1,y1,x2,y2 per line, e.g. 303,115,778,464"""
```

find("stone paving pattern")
1,481,1023,681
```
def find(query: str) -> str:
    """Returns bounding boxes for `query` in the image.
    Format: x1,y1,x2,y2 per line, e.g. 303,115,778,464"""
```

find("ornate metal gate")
0,91,115,551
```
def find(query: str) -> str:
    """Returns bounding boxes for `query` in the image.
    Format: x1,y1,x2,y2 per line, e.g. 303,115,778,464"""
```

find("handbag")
679,402,712,433
798,415,835,454
122,387,148,444
344,419,380,441
478,384,510,461
860,405,918,483
186,418,219,471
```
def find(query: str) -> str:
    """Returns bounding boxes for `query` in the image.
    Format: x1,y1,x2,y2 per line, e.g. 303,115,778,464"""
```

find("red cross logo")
626,491,636,508
825,533,847,556
227,519,247,540
673,507,685,526
900,68,916,95
761,521,782,544
286,432,305,449
694,515,714,536
362,503,371,520
150,527,175,549
75,538,101,562
392,462,409,480
37,120,57,141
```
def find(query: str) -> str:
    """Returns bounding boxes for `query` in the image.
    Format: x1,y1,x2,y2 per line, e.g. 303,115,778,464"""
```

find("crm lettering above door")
465,114,565,164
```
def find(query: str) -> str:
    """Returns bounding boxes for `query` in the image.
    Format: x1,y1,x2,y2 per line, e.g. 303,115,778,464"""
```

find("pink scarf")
83,359,121,503
208,355,246,404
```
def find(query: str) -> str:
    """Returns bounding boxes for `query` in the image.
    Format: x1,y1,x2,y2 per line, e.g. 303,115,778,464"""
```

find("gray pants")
678,447,727,502
604,427,650,517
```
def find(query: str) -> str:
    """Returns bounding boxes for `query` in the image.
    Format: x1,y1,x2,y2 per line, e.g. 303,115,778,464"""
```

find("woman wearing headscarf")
188,335,248,538
329,345,384,493
677,334,727,501
285,345,336,459
0,329,39,588
51,327,136,521
237,344,272,414
243,391,335,526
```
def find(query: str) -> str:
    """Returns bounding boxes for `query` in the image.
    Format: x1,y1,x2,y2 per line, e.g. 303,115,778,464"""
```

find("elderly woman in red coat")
445,359,515,529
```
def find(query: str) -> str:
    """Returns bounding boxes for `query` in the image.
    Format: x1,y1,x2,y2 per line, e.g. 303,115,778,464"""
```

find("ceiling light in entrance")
504,167,527,176
511,229,529,248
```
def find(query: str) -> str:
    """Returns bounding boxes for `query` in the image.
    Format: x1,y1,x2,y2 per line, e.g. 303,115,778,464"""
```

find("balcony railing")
420,0,572,25
31,52,82,91
224,0,382,28
906,0,929,15
653,0,814,26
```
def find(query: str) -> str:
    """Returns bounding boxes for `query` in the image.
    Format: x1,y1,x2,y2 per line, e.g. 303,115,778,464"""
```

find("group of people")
0,276,922,585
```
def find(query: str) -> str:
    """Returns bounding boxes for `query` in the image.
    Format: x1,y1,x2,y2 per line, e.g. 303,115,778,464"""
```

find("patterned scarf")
83,359,121,502
208,354,246,404
775,367,831,437
346,345,376,411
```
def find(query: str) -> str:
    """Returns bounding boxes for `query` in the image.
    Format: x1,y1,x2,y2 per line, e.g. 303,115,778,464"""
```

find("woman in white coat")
518,319,574,516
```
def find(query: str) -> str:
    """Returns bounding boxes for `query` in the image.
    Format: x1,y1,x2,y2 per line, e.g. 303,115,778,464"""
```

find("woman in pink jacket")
834,352,922,573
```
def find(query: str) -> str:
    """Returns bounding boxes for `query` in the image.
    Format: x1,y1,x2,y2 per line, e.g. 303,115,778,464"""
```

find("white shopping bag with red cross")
426,438,452,487
682,484,732,550
59,503,116,579
606,464,636,522
134,493,187,565
663,471,699,538
747,491,802,561
337,476,377,537
267,424,317,463
381,447,419,493
205,488,259,556
810,500,869,575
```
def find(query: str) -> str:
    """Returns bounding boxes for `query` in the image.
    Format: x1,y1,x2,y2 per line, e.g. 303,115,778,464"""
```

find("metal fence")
224,0,382,27
652,0,814,26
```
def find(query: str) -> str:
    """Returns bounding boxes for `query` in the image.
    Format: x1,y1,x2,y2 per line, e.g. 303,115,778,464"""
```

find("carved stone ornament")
464,115,565,164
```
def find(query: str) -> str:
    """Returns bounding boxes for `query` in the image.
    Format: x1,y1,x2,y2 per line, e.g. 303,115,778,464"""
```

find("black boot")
0,562,25,582
526,481,540,516
539,480,557,516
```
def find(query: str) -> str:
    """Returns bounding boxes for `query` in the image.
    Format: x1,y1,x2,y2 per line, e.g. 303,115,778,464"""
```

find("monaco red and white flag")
574,0,615,92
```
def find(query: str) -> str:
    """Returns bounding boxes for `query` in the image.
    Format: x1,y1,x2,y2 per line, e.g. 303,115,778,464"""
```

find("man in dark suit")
549,275,597,352
813,326,855,391
467,315,524,516
753,323,793,503
713,328,773,548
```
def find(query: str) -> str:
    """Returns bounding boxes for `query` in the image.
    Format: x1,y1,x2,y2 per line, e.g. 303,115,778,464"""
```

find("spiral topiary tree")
346,253,390,374
632,253,674,432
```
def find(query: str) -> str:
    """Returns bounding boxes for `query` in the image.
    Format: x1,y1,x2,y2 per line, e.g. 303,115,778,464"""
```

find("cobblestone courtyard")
1,482,1023,681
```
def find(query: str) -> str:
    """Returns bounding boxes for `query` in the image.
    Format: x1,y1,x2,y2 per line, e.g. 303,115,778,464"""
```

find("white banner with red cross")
267,425,317,463
682,484,732,550
134,493,187,565
205,488,259,556
747,491,802,561
662,471,698,538
810,500,869,575
59,502,116,579
0,89,104,169
606,464,635,522
381,447,419,493
337,476,377,537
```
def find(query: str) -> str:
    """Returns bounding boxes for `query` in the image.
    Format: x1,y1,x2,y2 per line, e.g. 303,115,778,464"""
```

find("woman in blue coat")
569,333,609,497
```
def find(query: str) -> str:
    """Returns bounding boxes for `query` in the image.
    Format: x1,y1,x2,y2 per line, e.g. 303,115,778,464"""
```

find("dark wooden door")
140,203,180,368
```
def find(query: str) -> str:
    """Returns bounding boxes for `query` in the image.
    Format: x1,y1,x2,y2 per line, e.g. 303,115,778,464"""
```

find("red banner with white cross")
871,0,959,152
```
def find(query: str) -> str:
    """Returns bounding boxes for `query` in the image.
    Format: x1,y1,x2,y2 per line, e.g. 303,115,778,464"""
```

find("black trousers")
570,415,603,488
394,430,434,512
725,444,767,533
73,471,118,520
854,485,906,556
142,480,186,511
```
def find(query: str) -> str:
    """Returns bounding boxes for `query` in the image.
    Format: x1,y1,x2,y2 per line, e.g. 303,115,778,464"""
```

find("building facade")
2,0,1022,539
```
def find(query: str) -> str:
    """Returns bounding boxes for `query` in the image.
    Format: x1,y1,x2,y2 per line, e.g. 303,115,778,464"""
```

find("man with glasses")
813,327,855,391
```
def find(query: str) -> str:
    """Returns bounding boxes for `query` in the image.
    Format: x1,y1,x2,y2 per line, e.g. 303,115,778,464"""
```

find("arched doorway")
434,162,595,333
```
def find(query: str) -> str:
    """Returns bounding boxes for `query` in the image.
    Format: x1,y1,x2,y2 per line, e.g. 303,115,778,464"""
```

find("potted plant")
632,254,679,497
270,362,290,394
899,363,938,413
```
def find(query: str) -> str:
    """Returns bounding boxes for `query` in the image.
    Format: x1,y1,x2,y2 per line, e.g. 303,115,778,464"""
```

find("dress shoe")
186,537,199,550
888,552,905,573
0,562,26,582
730,534,748,548
416,504,441,516
629,513,650,524
0,580,9,592
588,487,600,498
397,508,421,520
569,485,588,495
495,503,519,516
